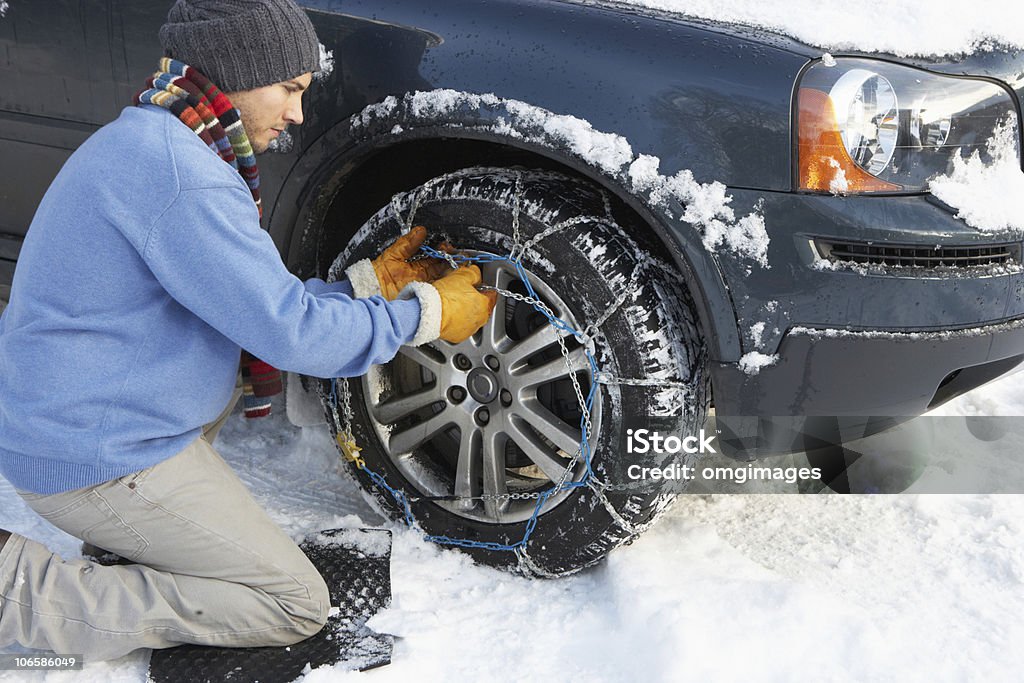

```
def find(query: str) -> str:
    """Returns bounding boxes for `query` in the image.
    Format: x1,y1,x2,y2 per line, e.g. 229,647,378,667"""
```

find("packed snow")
627,157,769,267
791,318,1024,342
929,116,1024,233
748,322,766,349
611,0,1024,57
825,158,849,195
315,43,334,82
737,351,778,375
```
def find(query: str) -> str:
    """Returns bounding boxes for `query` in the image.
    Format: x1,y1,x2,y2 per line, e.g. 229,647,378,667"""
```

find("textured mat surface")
147,528,393,682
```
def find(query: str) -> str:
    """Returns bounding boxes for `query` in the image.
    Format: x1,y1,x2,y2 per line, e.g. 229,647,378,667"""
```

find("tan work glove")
346,226,452,300
432,265,499,343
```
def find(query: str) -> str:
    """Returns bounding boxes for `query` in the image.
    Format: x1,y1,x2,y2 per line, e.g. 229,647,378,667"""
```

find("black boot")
81,541,131,565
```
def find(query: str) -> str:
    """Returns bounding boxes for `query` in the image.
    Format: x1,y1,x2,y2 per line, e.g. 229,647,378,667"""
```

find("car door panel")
0,0,119,259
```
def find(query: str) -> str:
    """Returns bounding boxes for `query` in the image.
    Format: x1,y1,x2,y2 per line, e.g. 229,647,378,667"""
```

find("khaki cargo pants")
0,377,329,661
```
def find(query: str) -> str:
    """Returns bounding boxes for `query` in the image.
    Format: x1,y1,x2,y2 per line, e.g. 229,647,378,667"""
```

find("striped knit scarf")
135,58,281,418
135,57,262,216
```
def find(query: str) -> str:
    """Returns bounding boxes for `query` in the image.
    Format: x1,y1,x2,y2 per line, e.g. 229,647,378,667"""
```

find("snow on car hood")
595,0,1024,58
929,117,1024,234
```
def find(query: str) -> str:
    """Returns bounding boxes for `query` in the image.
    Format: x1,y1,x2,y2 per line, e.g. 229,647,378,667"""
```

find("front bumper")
707,190,1024,422
711,318,1024,417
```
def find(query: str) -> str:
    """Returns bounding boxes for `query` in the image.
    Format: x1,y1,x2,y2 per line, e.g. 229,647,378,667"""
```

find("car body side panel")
0,0,119,247
298,0,803,190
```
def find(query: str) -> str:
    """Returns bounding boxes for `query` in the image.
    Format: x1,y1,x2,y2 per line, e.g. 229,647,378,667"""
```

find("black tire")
323,167,709,577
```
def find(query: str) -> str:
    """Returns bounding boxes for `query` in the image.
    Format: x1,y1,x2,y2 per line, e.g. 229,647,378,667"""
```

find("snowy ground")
2,365,1023,682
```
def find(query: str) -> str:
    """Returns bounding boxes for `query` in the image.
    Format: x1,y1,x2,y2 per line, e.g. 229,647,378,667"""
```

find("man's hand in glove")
346,226,453,300
432,265,499,343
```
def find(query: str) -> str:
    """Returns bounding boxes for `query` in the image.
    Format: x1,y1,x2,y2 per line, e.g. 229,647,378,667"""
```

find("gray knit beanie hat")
159,0,320,92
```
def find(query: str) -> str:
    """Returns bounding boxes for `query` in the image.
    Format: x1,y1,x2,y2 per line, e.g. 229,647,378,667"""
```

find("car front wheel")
324,167,709,576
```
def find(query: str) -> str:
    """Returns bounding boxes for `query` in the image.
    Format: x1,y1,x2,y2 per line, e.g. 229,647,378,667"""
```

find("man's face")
226,72,312,154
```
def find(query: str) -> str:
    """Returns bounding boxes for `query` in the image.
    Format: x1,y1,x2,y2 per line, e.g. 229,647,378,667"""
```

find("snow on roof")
608,0,1024,57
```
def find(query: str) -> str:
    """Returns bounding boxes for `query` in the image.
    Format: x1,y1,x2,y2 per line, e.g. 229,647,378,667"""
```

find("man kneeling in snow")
0,0,494,660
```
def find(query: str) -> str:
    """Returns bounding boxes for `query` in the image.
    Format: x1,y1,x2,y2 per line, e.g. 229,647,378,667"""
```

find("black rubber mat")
147,528,394,682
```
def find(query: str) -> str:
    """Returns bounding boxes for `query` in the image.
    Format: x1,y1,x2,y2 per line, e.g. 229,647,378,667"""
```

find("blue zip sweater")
0,105,422,494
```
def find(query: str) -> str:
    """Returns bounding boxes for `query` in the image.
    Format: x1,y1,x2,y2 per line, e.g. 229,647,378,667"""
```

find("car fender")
271,89,779,363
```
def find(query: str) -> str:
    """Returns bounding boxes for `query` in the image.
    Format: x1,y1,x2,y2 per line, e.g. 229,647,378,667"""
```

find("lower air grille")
815,240,1020,268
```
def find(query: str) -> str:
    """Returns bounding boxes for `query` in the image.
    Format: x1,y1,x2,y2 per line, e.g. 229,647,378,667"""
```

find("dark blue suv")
3,0,1023,575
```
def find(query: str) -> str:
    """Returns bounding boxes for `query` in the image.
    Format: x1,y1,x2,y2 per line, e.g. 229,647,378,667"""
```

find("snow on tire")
324,167,709,577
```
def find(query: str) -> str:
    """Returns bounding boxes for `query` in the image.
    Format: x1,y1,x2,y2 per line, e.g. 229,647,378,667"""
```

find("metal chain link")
517,215,605,257
389,172,456,235
587,480,639,535
508,172,525,260
515,545,564,579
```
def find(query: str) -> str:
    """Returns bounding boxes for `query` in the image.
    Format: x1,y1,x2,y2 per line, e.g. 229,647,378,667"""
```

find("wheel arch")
272,98,743,366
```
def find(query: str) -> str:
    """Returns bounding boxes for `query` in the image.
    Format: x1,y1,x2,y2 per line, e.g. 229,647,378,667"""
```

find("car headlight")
797,57,1019,194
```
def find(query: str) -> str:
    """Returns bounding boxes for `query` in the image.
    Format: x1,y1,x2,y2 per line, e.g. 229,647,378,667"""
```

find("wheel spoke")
485,292,509,352
396,344,445,373
483,263,511,352
503,324,571,369
509,346,589,391
454,427,482,500
372,385,444,424
482,431,509,518
505,417,571,483
515,398,583,456
388,409,456,454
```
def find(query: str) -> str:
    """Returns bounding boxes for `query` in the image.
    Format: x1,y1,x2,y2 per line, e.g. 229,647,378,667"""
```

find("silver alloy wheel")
361,255,601,523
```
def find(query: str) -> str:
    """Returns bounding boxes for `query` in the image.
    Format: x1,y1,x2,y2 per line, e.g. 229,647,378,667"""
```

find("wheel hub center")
466,367,499,404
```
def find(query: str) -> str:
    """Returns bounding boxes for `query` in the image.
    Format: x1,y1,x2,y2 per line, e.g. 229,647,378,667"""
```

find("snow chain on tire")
319,167,710,576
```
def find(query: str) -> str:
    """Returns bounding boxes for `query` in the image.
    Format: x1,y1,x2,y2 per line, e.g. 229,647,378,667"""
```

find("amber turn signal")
797,88,901,193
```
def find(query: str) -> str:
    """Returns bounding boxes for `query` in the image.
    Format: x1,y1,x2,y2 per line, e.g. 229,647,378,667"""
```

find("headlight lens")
831,69,900,175
797,58,1019,194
